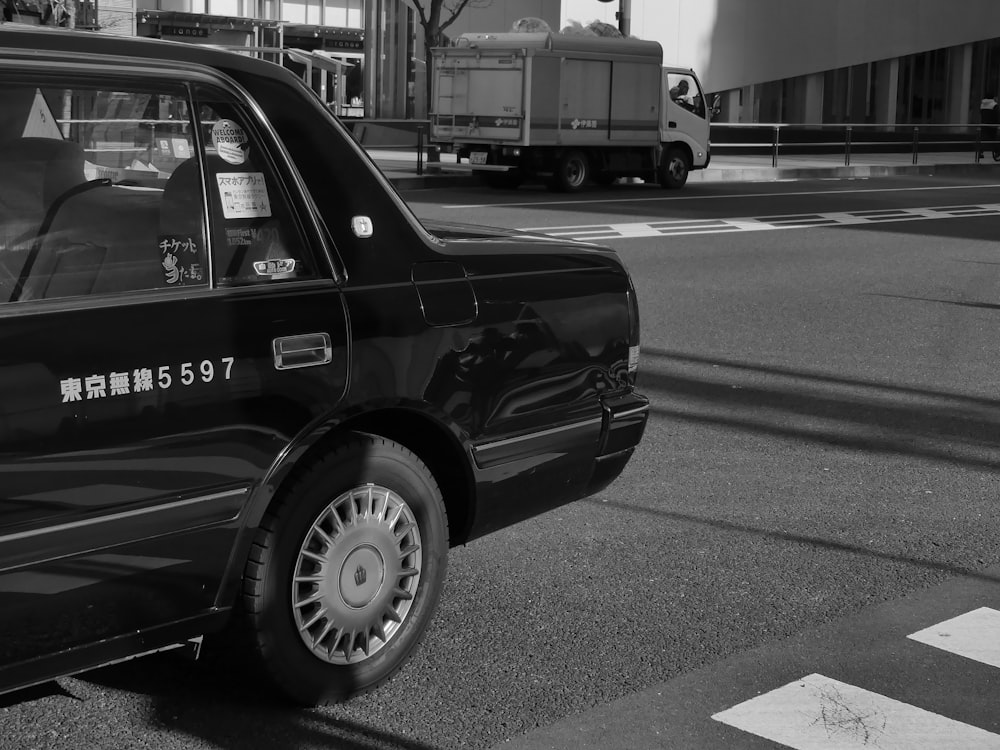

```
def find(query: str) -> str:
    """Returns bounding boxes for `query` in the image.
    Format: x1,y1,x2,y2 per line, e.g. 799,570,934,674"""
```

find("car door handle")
273,333,332,370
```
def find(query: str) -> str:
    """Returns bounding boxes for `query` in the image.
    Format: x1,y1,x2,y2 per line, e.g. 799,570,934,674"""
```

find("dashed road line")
712,608,1000,748
712,672,1000,749
908,607,1000,668
523,202,1000,240
444,183,1000,210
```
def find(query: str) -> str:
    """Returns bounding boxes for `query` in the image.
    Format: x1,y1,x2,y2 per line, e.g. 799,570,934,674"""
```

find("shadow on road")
639,347,1000,473
53,647,442,750
0,681,78,708
592,499,1000,585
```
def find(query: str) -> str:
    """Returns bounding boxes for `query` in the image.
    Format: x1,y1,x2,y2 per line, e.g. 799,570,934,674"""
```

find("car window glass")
193,86,315,287
667,73,705,118
0,80,209,302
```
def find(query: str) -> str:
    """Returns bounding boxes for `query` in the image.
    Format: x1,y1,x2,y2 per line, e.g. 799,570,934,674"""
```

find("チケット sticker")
212,119,249,165
158,234,204,285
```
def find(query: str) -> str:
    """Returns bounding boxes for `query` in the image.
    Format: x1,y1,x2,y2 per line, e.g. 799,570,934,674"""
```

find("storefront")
137,10,280,53
78,0,436,118
282,24,364,116
135,11,368,114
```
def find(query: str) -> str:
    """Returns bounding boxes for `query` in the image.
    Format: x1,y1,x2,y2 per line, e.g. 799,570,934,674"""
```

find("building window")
970,39,1000,112
822,64,872,123
896,47,950,124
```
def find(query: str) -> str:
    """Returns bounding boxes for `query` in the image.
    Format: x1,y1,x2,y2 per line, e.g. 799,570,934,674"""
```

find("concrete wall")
561,0,1000,93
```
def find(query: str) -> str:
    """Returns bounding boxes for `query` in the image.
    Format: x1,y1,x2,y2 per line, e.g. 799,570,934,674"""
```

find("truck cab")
661,68,712,187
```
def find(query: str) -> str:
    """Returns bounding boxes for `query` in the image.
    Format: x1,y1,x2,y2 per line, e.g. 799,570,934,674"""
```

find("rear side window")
190,84,315,287
0,81,208,302
0,76,316,305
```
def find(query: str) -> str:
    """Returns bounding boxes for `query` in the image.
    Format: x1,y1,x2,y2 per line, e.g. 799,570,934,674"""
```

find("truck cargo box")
432,32,663,148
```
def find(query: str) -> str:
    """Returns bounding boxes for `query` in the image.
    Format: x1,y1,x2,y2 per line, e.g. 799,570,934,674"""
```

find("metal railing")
347,118,1000,175
709,122,999,167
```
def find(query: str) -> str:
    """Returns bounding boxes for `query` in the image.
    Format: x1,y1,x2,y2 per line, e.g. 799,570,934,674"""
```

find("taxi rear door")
0,68,348,681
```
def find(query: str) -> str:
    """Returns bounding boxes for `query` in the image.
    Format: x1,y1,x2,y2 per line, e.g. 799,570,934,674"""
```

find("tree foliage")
410,0,492,49
411,0,492,111
561,19,627,38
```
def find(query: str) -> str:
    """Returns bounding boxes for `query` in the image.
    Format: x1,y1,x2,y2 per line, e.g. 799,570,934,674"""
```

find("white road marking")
908,607,1000,668
443,183,1000,210
522,202,1000,240
712,673,1000,749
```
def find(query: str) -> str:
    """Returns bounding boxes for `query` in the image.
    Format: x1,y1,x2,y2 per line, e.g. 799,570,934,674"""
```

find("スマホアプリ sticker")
216,173,272,219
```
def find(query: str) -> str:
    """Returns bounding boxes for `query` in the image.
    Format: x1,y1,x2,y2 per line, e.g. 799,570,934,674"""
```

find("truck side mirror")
711,94,722,117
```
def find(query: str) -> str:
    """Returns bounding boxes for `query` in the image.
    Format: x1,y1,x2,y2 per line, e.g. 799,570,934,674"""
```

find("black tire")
551,150,588,192
243,434,448,705
659,147,691,189
992,149,1000,162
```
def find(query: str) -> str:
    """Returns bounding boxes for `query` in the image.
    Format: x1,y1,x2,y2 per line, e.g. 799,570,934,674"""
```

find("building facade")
7,0,1000,127
562,0,1000,127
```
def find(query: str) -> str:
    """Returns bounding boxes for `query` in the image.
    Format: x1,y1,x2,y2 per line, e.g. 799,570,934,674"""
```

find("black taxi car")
0,26,648,705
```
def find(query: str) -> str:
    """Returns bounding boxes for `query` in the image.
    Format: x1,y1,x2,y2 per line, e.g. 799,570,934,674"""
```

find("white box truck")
430,32,712,191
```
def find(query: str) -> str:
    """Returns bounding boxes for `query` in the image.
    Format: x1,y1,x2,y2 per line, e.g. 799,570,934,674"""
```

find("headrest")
0,137,86,216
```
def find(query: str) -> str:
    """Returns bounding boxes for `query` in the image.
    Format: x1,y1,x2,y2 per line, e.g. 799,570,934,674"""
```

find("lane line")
521,202,1000,240
712,672,1000,749
442,183,1000,210
908,607,1000,668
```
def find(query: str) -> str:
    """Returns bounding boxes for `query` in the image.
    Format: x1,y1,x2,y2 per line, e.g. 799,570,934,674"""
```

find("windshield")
667,72,706,119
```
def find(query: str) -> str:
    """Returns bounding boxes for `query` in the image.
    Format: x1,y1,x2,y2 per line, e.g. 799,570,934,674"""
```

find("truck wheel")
552,150,588,192
659,147,690,189
243,434,448,705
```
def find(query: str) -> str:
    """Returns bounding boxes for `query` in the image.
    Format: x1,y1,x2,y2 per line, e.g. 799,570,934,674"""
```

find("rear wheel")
659,147,691,189
550,150,588,192
243,434,448,705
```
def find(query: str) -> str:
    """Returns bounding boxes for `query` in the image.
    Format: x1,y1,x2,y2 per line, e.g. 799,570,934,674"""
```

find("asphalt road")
5,174,1000,750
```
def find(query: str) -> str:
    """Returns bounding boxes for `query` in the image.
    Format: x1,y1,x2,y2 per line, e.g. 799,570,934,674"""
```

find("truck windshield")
667,72,706,119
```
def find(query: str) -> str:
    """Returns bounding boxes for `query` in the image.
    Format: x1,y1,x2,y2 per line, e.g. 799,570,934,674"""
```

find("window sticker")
172,139,192,159
216,173,272,219
159,235,205,285
254,258,296,276
23,88,63,139
212,119,249,165
59,358,236,404
226,225,280,249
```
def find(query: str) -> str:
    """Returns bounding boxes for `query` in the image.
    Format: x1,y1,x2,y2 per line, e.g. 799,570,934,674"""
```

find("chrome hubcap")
292,484,422,665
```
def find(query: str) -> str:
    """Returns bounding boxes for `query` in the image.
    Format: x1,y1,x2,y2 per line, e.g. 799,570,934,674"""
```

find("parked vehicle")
0,25,648,705
430,31,712,191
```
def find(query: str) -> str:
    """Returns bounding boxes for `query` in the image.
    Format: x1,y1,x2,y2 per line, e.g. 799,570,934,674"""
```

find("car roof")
0,25,288,82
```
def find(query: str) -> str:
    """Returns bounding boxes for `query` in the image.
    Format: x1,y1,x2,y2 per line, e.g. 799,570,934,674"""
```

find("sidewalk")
367,147,1000,190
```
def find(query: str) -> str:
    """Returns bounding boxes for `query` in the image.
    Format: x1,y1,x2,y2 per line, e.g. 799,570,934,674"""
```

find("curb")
690,161,1000,182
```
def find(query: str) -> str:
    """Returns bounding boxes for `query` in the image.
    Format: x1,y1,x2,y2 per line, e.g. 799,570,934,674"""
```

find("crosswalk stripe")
711,673,1000,749
908,607,1000,668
